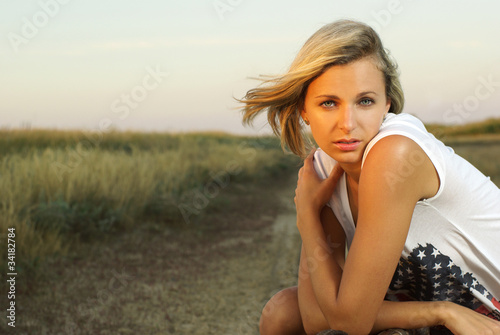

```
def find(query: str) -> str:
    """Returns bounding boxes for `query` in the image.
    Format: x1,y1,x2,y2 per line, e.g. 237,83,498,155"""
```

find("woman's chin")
323,149,364,165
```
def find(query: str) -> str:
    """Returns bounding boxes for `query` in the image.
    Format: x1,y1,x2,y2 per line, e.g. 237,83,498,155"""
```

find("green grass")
0,129,300,275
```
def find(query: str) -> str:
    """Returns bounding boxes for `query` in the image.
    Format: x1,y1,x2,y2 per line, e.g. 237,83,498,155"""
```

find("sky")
1,0,499,135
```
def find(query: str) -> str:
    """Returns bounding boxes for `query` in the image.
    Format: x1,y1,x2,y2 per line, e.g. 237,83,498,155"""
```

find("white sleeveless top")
313,113,500,319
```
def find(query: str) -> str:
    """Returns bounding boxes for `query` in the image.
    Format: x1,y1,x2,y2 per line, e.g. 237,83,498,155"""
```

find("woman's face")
302,57,391,169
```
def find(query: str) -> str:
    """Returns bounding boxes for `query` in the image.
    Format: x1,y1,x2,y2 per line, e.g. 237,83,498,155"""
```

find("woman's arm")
295,136,439,334
297,205,346,334
373,300,500,334
297,203,447,333
297,192,500,334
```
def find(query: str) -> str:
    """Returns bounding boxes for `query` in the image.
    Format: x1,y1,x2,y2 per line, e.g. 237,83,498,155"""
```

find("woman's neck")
339,162,362,185
345,171,360,225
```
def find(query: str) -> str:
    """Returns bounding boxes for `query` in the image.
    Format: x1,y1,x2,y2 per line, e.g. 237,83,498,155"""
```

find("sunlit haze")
1,0,499,135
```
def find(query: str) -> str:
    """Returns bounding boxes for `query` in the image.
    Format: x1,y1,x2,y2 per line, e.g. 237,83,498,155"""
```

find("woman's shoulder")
379,112,428,133
363,113,447,168
361,134,441,203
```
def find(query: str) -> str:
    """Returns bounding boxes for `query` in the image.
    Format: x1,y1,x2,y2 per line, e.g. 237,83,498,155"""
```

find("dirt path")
4,172,301,335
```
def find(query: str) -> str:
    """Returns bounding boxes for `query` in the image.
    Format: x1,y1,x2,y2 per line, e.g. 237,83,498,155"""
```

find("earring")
303,118,310,125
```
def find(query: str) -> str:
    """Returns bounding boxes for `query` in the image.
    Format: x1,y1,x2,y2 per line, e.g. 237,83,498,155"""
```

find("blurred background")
1,0,499,134
1,2,500,334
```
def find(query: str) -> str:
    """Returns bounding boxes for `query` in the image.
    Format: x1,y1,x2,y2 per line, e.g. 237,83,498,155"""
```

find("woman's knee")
260,287,305,335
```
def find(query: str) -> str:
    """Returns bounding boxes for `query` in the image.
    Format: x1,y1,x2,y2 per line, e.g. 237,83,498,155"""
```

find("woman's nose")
338,105,356,133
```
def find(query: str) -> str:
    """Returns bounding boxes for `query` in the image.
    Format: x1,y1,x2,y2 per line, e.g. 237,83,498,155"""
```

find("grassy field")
0,123,499,334
0,129,300,277
426,117,500,138
445,138,500,185
1,118,499,280
426,118,500,185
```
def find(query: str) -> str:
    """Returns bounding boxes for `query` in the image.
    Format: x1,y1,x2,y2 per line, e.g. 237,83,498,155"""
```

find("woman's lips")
334,139,361,151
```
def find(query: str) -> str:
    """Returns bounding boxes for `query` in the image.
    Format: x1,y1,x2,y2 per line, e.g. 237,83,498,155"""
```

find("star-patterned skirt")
387,243,500,321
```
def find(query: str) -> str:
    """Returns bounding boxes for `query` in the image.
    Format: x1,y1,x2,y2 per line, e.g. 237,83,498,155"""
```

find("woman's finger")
298,166,304,179
306,148,316,162
302,148,317,174
328,163,344,181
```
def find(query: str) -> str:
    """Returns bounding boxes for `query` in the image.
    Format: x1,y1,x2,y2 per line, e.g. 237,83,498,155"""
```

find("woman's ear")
301,110,310,125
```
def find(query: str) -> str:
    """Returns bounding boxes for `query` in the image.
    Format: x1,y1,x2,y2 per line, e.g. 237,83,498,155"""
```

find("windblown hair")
239,19,405,158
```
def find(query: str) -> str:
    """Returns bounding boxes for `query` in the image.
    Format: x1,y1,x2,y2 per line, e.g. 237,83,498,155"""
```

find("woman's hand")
294,149,343,224
439,302,500,334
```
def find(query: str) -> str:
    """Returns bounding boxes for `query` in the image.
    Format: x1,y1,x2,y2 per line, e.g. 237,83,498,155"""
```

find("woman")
240,20,500,335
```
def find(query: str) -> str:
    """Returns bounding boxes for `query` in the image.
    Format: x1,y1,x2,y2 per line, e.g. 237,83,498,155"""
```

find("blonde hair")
239,19,405,158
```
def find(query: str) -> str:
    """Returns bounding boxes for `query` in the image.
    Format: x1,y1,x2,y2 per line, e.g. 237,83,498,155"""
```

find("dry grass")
1,165,301,335
0,124,498,333
445,140,500,186
425,118,500,186
1,124,498,278
0,129,299,275
426,117,500,138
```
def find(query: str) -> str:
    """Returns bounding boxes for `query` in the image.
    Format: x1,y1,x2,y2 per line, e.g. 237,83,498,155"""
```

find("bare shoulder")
361,135,439,201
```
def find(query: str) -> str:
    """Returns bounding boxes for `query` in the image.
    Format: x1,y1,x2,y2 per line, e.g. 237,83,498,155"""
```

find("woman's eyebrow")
315,91,378,99
357,91,378,97
314,94,340,99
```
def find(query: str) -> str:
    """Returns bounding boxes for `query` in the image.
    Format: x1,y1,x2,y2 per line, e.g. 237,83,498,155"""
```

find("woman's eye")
359,98,374,106
321,101,336,108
